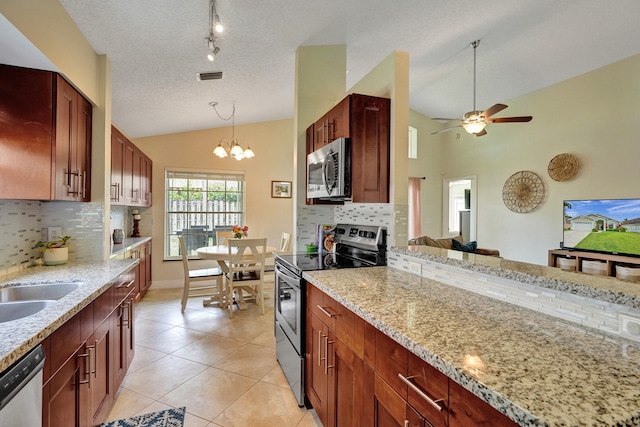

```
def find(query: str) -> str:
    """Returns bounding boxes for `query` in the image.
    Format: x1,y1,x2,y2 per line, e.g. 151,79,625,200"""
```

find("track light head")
214,14,223,33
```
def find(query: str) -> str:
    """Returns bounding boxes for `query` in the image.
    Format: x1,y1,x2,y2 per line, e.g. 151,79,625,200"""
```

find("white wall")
425,53,640,265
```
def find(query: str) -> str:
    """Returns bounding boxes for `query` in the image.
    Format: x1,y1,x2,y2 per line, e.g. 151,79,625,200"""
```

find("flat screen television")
563,198,640,257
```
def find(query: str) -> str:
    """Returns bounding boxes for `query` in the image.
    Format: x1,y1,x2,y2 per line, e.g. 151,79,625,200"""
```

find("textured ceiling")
4,1,640,138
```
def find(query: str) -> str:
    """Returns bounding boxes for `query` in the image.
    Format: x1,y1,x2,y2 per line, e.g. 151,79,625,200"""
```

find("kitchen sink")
0,282,82,302
0,300,57,323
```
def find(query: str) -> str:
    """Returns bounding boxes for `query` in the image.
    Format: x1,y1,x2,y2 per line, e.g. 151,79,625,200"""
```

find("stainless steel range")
274,224,386,406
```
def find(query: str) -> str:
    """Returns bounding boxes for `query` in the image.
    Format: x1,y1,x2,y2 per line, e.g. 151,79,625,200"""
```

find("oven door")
274,262,305,354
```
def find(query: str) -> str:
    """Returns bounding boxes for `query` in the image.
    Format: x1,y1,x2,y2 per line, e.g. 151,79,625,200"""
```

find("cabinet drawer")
374,329,408,399
114,270,136,305
406,352,448,426
44,312,82,383
93,285,114,326
449,380,518,427
309,284,355,346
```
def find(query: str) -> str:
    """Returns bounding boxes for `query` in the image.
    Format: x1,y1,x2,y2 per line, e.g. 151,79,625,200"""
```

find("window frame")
164,168,246,260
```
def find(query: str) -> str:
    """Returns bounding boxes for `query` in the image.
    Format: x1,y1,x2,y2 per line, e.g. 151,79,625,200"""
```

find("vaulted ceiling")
3,1,640,138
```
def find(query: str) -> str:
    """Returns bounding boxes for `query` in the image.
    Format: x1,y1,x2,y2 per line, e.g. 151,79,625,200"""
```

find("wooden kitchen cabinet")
308,285,515,427
127,239,152,301
110,127,126,204
306,93,390,204
0,64,92,202
111,125,152,207
306,284,364,427
54,74,92,202
42,268,137,427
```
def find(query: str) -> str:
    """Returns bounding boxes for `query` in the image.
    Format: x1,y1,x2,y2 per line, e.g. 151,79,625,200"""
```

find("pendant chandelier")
210,101,255,160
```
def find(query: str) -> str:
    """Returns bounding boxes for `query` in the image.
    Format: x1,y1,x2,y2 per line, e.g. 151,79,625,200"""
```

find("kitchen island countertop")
304,265,640,426
0,259,138,372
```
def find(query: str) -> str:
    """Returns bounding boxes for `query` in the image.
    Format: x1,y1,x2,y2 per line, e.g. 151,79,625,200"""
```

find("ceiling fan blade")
489,116,532,123
481,103,507,118
475,129,488,137
431,117,460,122
430,125,460,135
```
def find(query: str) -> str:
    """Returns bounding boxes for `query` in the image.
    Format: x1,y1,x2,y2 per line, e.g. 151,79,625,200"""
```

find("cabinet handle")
110,183,120,202
92,339,98,379
318,330,324,367
325,338,334,374
404,421,410,427
317,305,337,319
122,302,130,327
397,373,444,412
81,170,87,198
128,299,133,330
78,343,95,388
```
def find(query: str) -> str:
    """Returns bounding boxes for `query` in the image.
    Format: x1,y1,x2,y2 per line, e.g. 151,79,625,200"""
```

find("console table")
548,249,640,278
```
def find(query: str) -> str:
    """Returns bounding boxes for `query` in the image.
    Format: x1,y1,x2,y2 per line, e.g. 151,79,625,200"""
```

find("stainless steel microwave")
307,137,351,200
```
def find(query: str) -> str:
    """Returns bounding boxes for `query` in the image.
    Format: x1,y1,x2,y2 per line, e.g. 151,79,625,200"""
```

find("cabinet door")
314,114,329,150
372,373,426,427
123,140,136,205
42,346,89,427
0,64,53,200
328,97,349,140
306,313,330,426
143,240,152,294
350,94,390,203
407,353,448,427
142,154,152,206
76,95,92,201
329,332,364,427
87,318,112,426
54,75,76,201
110,127,126,204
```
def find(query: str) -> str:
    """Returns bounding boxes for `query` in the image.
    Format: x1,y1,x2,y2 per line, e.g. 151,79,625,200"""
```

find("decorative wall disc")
548,153,580,182
502,171,545,213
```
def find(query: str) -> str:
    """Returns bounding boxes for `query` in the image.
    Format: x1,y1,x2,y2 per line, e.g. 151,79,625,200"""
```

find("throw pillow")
452,239,477,253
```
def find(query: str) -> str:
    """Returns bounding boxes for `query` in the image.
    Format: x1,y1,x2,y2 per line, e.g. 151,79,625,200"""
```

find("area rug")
100,407,185,427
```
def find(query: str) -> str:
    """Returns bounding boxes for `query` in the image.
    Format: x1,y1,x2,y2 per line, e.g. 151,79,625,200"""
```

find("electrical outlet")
48,226,62,242
408,261,422,276
620,313,640,342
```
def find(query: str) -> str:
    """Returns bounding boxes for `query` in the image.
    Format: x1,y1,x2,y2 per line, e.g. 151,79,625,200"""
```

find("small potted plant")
34,235,71,266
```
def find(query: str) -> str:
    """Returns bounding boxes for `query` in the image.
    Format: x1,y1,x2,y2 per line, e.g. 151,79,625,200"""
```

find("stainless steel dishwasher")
0,344,45,427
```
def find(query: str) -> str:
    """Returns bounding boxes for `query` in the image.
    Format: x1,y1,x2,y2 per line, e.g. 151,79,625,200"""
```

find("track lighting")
206,37,220,61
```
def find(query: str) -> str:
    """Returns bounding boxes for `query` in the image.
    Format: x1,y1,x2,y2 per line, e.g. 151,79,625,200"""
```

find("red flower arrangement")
232,225,249,238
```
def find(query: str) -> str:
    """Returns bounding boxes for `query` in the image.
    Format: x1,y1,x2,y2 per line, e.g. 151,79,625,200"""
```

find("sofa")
407,235,500,257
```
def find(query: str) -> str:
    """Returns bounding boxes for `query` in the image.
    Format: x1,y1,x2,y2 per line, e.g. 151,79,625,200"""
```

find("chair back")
227,238,267,276
280,232,291,252
178,235,191,279
216,230,235,246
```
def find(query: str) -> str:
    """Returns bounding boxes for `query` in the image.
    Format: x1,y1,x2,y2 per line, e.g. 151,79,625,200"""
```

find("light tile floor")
104,279,321,427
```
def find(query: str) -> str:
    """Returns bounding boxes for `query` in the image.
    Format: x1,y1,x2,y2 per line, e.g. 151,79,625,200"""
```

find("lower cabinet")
306,284,364,427
42,267,136,427
306,283,518,427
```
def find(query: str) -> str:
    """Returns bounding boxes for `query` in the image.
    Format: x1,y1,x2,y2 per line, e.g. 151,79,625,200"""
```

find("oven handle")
275,263,302,289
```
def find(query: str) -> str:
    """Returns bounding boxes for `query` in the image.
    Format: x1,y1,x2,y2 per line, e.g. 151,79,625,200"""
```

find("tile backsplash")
296,202,407,251
0,200,105,274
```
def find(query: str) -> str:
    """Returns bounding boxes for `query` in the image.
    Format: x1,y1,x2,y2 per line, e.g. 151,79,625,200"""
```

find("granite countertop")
110,236,152,258
393,245,640,309
0,259,138,372
304,266,640,426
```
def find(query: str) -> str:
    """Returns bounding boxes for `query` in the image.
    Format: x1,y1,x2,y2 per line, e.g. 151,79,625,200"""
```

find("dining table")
195,244,278,309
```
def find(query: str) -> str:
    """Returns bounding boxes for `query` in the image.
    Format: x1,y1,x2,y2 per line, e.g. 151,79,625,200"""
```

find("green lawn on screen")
575,231,640,254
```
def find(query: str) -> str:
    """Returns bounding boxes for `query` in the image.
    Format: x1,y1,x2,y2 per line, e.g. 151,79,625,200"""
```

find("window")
165,169,245,259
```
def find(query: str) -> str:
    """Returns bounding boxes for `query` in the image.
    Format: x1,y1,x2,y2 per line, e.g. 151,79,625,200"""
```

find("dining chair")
178,235,223,313
265,231,291,273
216,230,235,246
224,237,267,318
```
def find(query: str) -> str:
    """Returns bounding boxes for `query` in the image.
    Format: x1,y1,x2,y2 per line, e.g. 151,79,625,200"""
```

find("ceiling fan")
431,40,532,137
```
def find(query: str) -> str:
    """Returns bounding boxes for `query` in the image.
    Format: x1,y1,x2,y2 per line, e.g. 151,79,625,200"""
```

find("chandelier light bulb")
213,144,228,157
243,147,255,158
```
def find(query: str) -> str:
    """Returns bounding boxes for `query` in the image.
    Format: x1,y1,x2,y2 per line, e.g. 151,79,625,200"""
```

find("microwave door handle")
322,152,338,195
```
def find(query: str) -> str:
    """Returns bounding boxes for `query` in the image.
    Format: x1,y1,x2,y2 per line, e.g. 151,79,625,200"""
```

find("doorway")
442,176,476,242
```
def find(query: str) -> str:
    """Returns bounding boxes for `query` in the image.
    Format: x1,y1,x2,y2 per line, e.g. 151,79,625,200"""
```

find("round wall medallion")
502,171,545,213
548,153,580,182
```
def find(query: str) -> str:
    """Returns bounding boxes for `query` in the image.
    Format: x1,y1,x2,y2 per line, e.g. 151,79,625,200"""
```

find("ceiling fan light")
463,122,486,134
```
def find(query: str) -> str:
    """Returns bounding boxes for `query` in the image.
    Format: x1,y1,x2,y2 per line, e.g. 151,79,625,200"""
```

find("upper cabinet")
110,125,152,207
307,93,390,204
0,64,92,201
54,75,92,202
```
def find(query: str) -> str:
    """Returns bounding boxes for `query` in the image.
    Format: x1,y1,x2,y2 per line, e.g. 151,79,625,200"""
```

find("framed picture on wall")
271,181,292,198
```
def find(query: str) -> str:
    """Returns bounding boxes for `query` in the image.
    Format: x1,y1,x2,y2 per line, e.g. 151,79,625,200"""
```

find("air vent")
197,71,223,81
